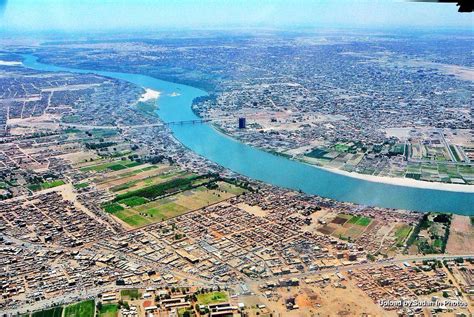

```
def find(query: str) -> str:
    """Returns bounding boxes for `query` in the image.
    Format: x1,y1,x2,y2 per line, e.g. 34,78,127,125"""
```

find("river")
21,54,474,215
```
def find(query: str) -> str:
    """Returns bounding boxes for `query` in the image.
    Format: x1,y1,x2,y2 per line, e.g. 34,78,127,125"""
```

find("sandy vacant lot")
237,202,268,217
265,280,394,317
446,215,474,254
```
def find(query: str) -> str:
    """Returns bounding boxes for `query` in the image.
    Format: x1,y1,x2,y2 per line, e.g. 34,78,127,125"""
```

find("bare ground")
446,215,474,254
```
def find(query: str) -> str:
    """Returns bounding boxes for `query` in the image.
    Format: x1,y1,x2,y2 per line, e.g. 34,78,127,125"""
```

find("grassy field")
215,181,246,195
327,214,373,241
134,199,188,218
93,165,164,187
347,215,372,227
120,289,141,299
64,300,95,317
64,127,82,134
89,129,118,138
102,202,124,213
334,143,352,153
107,169,185,193
306,148,329,159
80,160,140,173
32,307,63,317
117,196,148,207
74,182,89,189
394,224,412,247
28,180,65,191
114,175,204,201
197,291,228,305
111,181,245,228
99,304,118,317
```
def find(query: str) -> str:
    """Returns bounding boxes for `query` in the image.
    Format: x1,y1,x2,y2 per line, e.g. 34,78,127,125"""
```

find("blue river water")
21,55,474,215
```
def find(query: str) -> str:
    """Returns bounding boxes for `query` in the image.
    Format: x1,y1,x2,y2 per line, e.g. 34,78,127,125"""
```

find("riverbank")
215,131,474,193
307,162,474,193
205,123,474,194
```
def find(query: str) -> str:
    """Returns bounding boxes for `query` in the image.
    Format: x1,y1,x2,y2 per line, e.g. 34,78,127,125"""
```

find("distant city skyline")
0,0,472,33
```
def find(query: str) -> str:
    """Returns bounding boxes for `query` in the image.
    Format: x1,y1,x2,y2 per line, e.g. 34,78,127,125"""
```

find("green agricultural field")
433,238,443,248
32,307,63,317
141,165,159,172
306,148,329,159
28,180,65,191
107,164,128,171
41,180,65,189
459,165,473,174
334,143,351,152
120,289,141,299
80,162,118,172
89,129,118,138
80,160,139,173
197,291,228,305
216,181,247,195
74,182,89,189
114,175,204,201
117,196,148,207
64,300,95,317
113,209,150,227
357,217,372,226
136,200,189,219
394,224,412,247
110,181,136,192
406,173,421,180
99,304,118,317
126,161,142,168
27,184,42,191
111,181,244,228
449,145,460,162
62,114,81,123
113,202,177,227
64,128,81,134
119,214,152,227
347,215,372,226
109,170,189,193
102,203,125,213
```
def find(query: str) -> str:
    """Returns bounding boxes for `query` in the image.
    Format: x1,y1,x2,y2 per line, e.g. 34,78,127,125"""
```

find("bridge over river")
22,54,474,215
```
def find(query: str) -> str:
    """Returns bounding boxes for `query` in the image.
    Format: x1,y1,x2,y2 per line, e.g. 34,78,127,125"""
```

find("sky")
0,0,472,33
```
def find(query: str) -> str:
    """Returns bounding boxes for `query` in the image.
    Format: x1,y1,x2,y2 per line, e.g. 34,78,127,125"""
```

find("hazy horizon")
0,0,472,34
